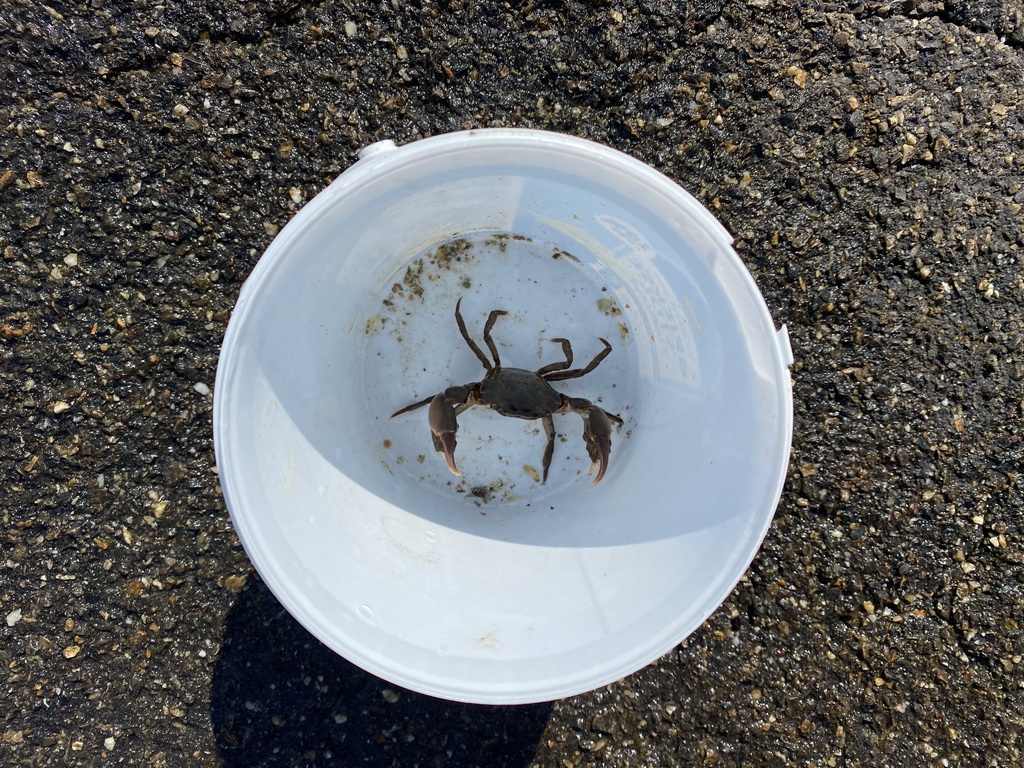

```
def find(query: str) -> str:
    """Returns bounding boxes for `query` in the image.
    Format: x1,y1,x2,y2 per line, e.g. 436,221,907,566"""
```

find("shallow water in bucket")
364,231,639,506
215,129,792,703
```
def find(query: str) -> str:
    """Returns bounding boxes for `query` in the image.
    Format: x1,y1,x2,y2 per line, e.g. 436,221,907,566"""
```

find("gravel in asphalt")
2,1,1022,766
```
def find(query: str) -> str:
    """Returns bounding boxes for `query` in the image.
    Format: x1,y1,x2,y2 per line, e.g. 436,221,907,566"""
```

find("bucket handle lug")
775,325,794,368
357,139,398,161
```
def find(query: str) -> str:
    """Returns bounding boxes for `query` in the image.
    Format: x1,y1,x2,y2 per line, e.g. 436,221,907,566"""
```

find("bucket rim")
212,128,794,704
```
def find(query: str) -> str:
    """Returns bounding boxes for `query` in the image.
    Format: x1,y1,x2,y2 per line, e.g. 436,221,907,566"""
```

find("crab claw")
583,406,613,485
432,431,460,476
428,392,461,476
567,397,615,485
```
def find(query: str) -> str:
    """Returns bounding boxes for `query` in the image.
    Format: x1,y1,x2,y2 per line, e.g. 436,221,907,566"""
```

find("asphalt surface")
2,1,1023,766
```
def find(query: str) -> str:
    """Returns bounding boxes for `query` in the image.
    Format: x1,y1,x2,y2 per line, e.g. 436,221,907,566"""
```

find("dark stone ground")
2,0,1023,765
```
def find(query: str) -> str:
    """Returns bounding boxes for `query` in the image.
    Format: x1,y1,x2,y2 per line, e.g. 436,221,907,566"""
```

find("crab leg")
543,338,612,382
482,309,509,369
389,395,435,419
536,338,573,376
427,385,473,476
541,414,556,484
455,297,493,372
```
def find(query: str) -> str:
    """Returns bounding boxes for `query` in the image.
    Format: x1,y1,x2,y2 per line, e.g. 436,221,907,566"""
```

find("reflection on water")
531,210,703,390
594,213,701,389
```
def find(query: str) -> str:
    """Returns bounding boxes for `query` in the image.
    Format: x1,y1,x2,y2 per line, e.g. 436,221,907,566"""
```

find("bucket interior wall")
216,133,791,703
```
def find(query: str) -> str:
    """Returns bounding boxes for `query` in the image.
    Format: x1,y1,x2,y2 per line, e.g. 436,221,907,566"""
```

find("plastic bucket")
214,129,794,704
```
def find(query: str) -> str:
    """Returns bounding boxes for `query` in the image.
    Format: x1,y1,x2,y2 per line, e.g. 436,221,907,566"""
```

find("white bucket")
214,129,794,704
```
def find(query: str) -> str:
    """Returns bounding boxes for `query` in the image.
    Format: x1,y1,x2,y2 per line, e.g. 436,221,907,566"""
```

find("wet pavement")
2,1,1023,765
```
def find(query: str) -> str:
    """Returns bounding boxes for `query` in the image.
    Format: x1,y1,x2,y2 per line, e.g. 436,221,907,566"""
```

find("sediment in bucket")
214,129,793,704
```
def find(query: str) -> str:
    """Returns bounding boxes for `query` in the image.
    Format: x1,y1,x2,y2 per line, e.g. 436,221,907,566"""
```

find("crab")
390,298,623,485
